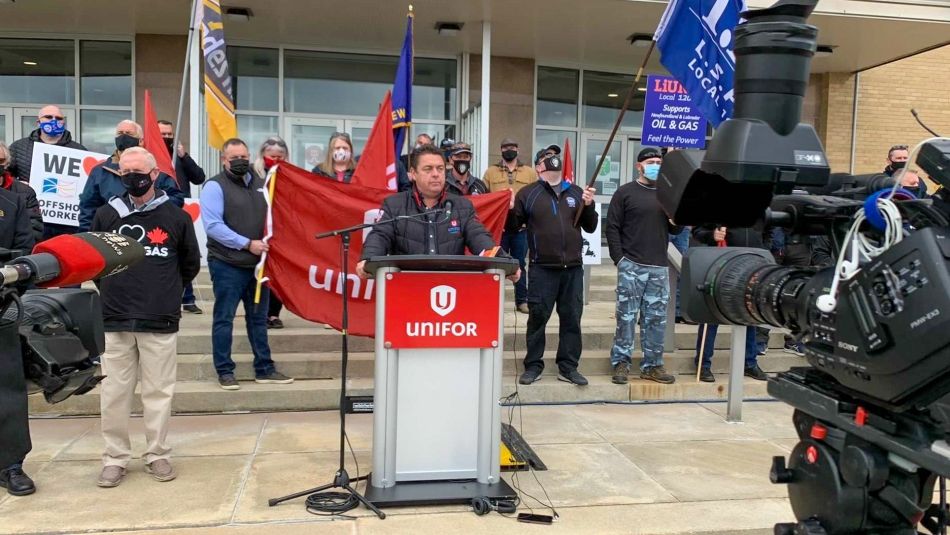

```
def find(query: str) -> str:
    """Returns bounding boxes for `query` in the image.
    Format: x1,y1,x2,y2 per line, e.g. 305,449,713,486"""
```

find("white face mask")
332,148,351,162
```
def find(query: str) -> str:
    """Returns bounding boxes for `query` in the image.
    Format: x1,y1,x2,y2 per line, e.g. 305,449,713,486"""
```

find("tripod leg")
343,483,386,519
268,481,335,507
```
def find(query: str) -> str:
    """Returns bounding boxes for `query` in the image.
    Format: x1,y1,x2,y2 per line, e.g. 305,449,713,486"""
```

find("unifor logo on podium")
384,273,500,349
430,285,457,316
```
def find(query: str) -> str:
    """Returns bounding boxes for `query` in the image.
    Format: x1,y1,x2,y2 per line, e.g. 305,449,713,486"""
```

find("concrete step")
28,374,772,416
174,325,789,355
174,350,804,381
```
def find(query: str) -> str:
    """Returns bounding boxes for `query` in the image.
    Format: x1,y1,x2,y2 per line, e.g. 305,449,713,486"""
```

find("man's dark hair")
157,120,173,127
221,138,247,152
409,144,445,170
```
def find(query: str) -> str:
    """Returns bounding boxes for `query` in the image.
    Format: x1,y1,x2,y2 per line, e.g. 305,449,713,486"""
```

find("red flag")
563,137,574,184
265,163,509,337
141,90,177,183
351,91,397,191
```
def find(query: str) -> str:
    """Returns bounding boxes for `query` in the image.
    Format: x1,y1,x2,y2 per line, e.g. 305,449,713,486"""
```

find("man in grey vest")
200,138,293,390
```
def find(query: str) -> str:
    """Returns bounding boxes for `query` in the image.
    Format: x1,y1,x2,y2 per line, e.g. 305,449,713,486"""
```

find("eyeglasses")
331,132,351,140
263,137,288,149
40,115,65,121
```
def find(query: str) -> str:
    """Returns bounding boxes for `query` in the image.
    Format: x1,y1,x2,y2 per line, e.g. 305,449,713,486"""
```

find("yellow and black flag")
197,0,237,148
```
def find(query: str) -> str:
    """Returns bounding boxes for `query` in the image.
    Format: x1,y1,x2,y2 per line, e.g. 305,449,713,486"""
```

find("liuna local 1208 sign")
384,272,501,349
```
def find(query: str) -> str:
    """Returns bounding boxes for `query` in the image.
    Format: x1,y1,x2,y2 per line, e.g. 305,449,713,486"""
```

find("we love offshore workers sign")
641,74,707,149
29,144,109,227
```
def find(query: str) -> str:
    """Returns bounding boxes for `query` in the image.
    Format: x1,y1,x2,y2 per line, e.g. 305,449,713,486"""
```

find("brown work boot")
640,366,676,384
611,361,631,384
146,459,177,482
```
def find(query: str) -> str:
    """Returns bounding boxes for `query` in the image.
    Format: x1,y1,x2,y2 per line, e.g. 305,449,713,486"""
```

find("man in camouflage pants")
605,148,682,384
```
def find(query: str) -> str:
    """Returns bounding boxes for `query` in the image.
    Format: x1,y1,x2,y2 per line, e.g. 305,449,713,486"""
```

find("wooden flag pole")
574,40,656,227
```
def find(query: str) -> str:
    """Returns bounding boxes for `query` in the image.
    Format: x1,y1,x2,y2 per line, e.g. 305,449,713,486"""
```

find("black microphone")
911,109,942,138
443,200,454,221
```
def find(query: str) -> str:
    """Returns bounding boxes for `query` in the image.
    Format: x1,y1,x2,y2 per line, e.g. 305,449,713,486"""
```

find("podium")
362,255,519,507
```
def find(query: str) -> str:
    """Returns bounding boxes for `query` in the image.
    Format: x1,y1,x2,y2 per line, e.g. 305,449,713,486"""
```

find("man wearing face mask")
7,105,87,241
201,138,293,391
445,143,487,196
509,146,598,386
606,148,683,385
88,147,200,488
883,144,909,177
484,138,538,314
157,120,206,199
79,120,184,232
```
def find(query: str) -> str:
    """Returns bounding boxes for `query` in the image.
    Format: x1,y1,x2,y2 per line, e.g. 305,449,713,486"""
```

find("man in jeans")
483,138,538,313
91,147,200,487
200,138,293,390
606,148,682,384
510,146,598,386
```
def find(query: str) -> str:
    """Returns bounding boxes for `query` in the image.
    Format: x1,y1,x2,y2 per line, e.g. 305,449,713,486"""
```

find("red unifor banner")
263,162,510,337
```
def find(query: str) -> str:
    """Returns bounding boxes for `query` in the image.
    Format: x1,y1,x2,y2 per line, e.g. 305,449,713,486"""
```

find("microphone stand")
267,205,448,518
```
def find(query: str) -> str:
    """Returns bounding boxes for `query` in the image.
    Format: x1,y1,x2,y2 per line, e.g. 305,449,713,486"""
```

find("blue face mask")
39,118,66,137
643,163,660,181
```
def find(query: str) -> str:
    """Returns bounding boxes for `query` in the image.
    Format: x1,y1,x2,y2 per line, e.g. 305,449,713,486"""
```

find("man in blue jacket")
78,120,184,231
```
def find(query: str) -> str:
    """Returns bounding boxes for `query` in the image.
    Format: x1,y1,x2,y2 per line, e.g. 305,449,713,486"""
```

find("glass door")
580,133,627,261
346,120,373,157
284,117,342,171
0,107,11,145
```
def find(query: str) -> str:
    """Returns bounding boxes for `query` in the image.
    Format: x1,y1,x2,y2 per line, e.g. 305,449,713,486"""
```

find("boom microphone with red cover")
0,232,145,288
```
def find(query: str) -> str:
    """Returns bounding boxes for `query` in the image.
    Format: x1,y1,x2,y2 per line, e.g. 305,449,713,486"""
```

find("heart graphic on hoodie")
183,202,201,222
117,224,146,243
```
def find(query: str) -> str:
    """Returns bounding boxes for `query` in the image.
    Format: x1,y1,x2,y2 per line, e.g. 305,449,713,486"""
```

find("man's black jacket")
0,186,35,252
361,188,496,259
509,179,598,268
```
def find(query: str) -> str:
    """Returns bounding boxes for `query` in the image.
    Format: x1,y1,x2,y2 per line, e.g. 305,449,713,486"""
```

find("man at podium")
356,144,520,283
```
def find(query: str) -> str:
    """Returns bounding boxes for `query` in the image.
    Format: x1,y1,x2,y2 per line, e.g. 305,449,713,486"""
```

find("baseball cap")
450,142,473,157
534,144,561,164
637,147,662,162
500,137,519,148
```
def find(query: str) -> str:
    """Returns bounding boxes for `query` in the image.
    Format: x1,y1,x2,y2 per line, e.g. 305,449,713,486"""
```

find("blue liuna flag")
653,0,747,127
392,9,413,159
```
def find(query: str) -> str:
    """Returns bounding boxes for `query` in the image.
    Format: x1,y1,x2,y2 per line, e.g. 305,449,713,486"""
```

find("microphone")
911,109,942,138
1,232,146,288
442,200,454,221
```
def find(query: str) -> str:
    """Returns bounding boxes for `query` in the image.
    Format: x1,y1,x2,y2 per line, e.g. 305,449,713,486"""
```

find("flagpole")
172,0,199,170
573,40,656,227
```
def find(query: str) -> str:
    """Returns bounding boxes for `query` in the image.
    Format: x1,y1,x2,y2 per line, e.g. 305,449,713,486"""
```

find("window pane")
583,71,646,131
0,39,75,104
537,67,578,127
414,58,456,121
80,109,129,154
228,47,278,112
80,41,131,106
534,129,576,174
284,50,395,115
238,114,279,160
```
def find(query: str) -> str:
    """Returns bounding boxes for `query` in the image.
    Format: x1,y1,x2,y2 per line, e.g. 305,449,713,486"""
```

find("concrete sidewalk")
0,402,798,535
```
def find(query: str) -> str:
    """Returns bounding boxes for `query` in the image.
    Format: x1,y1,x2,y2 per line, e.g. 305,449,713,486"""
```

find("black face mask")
227,158,250,177
502,149,518,162
115,134,139,152
163,137,174,155
121,172,153,197
453,160,470,176
542,155,563,173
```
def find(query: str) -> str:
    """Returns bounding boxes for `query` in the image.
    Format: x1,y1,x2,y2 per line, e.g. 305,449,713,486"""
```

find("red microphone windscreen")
33,232,146,287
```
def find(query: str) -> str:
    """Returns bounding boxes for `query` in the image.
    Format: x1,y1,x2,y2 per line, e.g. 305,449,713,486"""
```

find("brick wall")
818,45,950,177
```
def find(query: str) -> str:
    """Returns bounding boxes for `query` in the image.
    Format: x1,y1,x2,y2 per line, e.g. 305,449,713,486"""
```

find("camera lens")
699,251,815,330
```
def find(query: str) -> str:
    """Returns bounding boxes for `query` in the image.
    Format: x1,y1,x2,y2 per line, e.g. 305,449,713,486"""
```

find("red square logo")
384,272,501,349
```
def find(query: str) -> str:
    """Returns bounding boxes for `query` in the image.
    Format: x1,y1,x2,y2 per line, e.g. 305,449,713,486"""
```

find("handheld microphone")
0,232,146,288
442,200,454,221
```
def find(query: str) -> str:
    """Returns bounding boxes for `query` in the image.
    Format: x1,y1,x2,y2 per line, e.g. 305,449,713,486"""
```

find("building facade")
1,0,948,238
